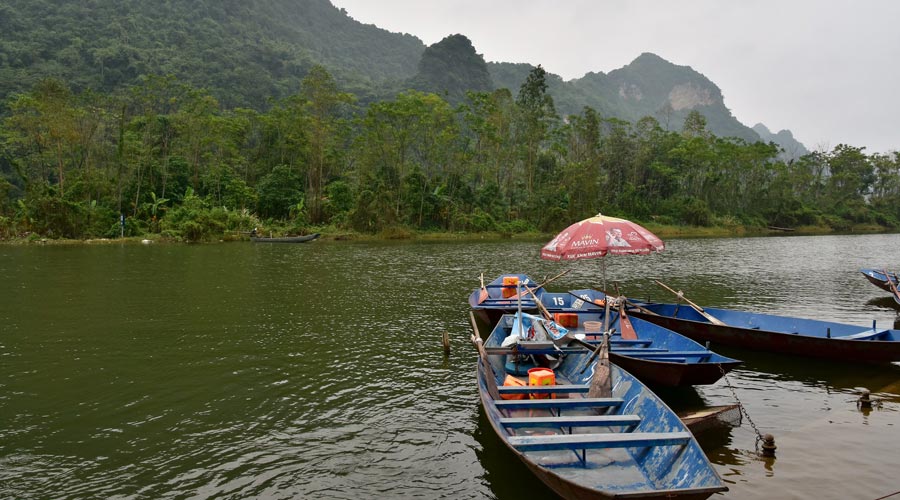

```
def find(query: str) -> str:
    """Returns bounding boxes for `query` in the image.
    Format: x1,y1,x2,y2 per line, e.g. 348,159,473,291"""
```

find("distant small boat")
628,300,900,363
470,311,728,499
250,233,320,243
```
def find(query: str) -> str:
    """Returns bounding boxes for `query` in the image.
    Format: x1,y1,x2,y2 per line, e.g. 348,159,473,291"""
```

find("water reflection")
473,407,556,499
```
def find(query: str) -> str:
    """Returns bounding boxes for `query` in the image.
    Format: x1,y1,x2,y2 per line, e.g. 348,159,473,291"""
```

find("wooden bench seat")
499,414,641,429
608,339,653,346
508,431,692,452
494,397,624,411
497,384,590,395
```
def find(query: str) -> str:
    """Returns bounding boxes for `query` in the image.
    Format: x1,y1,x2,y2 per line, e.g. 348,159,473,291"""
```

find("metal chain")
717,363,764,451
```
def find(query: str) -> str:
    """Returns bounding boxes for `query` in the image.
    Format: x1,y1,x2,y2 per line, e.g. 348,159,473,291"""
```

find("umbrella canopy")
541,213,664,288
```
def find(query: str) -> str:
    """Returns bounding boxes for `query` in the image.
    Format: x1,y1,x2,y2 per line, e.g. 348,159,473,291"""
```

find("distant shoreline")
2,223,895,245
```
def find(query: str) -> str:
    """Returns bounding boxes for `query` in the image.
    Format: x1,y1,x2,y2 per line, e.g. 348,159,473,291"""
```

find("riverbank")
1,221,894,245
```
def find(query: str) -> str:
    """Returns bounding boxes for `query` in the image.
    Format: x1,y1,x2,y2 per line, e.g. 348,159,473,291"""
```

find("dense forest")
1,64,899,241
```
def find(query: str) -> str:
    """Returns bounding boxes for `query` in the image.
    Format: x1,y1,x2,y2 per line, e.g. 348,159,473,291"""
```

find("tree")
515,65,558,194
300,65,354,224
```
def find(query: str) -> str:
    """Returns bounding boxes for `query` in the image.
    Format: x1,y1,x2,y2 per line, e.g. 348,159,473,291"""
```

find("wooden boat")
627,301,900,363
470,311,728,499
250,233,320,243
861,268,898,293
468,274,543,328
860,268,900,305
537,290,741,387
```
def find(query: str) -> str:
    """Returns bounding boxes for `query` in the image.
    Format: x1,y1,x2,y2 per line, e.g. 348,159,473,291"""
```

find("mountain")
490,53,761,142
0,0,424,107
752,123,810,160
0,0,806,150
405,34,493,104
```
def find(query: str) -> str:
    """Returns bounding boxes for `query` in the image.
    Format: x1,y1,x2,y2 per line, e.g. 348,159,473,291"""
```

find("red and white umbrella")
541,213,664,289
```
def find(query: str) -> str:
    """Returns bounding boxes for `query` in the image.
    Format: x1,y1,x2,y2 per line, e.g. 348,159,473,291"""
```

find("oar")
621,295,660,317
566,291,606,309
654,280,726,326
511,269,571,300
616,300,638,340
586,334,612,398
477,273,489,304
469,311,501,400
883,269,900,303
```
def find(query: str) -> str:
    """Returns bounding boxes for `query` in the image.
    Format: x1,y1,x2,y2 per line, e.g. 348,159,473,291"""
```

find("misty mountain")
753,123,810,160
0,0,807,152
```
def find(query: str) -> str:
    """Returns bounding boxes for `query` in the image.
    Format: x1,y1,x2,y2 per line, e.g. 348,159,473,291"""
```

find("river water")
2,234,899,499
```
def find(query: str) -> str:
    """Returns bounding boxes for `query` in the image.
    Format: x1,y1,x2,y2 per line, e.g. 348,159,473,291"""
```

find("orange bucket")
501,276,520,298
528,367,555,399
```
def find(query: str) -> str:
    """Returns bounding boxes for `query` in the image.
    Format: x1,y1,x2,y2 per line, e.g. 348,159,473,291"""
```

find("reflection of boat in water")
698,342,900,392
865,296,900,313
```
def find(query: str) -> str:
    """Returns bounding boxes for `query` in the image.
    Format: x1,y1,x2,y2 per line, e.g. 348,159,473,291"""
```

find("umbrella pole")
601,256,607,291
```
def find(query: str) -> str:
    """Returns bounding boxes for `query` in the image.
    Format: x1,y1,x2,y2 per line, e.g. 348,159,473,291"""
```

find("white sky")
333,0,900,154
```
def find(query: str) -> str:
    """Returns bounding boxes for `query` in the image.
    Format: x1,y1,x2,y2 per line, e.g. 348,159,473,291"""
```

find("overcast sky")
333,0,900,154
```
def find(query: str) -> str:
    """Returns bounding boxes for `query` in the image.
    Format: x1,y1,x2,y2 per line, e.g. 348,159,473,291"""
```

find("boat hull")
250,233,320,243
629,305,900,363
861,268,897,293
608,352,738,387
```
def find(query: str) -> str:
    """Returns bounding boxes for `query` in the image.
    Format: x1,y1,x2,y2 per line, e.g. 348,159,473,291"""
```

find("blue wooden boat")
536,290,741,387
860,268,900,305
861,268,898,293
628,300,900,363
468,273,543,328
470,311,728,499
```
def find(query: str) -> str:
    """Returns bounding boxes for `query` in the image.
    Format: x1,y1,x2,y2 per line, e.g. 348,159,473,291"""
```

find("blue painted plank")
494,398,624,410
500,415,641,428
508,431,691,452
497,384,589,394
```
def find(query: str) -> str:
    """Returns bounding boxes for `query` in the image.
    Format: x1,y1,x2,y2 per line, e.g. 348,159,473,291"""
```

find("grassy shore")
1,222,895,245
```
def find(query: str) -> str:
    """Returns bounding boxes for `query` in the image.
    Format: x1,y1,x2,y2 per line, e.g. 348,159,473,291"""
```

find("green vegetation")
2,66,899,243
0,1,896,242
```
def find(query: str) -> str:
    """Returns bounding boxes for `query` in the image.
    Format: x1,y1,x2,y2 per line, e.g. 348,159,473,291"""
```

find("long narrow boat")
627,301,900,363
860,268,900,305
470,311,728,499
250,233,320,243
537,290,741,387
860,268,898,293
468,274,542,328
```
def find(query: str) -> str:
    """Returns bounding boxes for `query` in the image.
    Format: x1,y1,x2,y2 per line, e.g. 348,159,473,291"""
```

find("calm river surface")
2,234,900,499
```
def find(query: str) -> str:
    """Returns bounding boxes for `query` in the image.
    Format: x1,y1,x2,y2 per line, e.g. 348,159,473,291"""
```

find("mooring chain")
717,363,765,451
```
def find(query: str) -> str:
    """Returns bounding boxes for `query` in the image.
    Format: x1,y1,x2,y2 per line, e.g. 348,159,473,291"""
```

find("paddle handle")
469,311,501,400
654,280,726,326
513,268,571,299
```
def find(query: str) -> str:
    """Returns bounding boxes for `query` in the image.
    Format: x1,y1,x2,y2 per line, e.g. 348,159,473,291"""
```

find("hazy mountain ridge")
753,123,810,159
0,0,805,154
